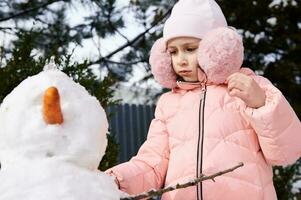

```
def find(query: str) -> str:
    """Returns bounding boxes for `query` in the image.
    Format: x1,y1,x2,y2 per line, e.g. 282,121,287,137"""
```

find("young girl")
107,0,301,199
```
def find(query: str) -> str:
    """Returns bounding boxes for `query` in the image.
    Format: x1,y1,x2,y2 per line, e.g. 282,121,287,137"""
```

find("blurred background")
0,0,300,199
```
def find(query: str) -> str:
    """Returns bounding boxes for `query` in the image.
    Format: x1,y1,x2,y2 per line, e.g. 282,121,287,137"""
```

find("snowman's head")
0,63,108,170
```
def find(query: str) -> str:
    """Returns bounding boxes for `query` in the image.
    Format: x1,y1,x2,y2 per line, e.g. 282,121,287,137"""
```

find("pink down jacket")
107,69,301,200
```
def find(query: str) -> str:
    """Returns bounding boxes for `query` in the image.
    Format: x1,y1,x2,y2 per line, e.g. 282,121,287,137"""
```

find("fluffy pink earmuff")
198,27,244,84
149,38,178,89
149,27,244,88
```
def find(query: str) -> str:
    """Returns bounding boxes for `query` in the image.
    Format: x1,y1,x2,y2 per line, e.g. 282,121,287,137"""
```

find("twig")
0,0,64,22
103,59,147,66
121,162,244,200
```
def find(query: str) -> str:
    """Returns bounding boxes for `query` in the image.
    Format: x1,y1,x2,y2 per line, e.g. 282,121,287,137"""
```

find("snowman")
0,60,125,200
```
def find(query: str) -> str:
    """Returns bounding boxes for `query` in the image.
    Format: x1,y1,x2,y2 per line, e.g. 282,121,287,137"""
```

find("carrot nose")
43,86,64,124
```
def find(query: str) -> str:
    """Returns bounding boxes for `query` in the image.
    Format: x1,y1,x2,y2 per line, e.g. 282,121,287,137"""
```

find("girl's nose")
178,53,188,67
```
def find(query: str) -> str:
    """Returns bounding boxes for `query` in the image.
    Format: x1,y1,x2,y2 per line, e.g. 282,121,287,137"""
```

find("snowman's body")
0,160,120,200
0,63,123,200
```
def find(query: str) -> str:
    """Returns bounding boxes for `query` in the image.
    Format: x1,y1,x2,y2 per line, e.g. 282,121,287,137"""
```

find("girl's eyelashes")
167,46,198,54
167,47,198,54
186,47,198,52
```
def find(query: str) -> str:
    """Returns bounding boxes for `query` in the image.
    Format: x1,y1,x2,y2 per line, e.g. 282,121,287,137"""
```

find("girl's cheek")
171,55,179,65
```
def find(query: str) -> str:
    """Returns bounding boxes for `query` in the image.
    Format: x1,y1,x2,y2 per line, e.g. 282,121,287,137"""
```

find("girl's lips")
179,70,192,75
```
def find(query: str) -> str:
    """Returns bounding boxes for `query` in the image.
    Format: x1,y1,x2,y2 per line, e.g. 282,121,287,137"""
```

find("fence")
107,104,156,163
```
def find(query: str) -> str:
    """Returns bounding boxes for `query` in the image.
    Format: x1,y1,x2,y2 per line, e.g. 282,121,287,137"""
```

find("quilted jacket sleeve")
243,75,301,166
105,94,170,195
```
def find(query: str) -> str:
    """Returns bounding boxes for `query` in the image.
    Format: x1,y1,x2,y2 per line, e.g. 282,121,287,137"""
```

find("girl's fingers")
229,88,238,96
229,88,246,100
227,78,246,92
226,73,237,82
227,73,249,84
227,72,266,108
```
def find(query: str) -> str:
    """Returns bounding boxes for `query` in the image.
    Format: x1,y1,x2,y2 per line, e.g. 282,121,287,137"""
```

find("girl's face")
167,37,200,82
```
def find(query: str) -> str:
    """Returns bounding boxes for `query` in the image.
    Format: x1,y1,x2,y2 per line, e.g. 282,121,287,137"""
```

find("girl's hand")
226,73,266,108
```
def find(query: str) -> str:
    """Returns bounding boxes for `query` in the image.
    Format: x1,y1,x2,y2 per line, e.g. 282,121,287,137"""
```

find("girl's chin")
182,77,198,82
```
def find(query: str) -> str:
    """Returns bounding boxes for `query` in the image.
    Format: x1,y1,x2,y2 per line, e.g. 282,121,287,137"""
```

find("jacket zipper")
196,85,207,200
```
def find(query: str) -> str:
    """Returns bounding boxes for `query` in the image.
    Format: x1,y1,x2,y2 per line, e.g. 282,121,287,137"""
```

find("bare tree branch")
106,3,130,44
90,6,173,66
108,20,130,43
121,162,244,200
0,27,12,31
0,0,64,23
103,59,147,65
0,27,16,35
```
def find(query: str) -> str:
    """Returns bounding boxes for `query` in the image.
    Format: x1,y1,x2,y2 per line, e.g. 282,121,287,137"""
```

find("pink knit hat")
150,0,244,88
163,0,227,42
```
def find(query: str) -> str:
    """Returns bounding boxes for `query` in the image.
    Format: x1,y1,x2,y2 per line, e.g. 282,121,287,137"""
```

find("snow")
269,0,298,8
0,62,125,199
266,17,277,26
0,160,122,200
254,32,266,43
